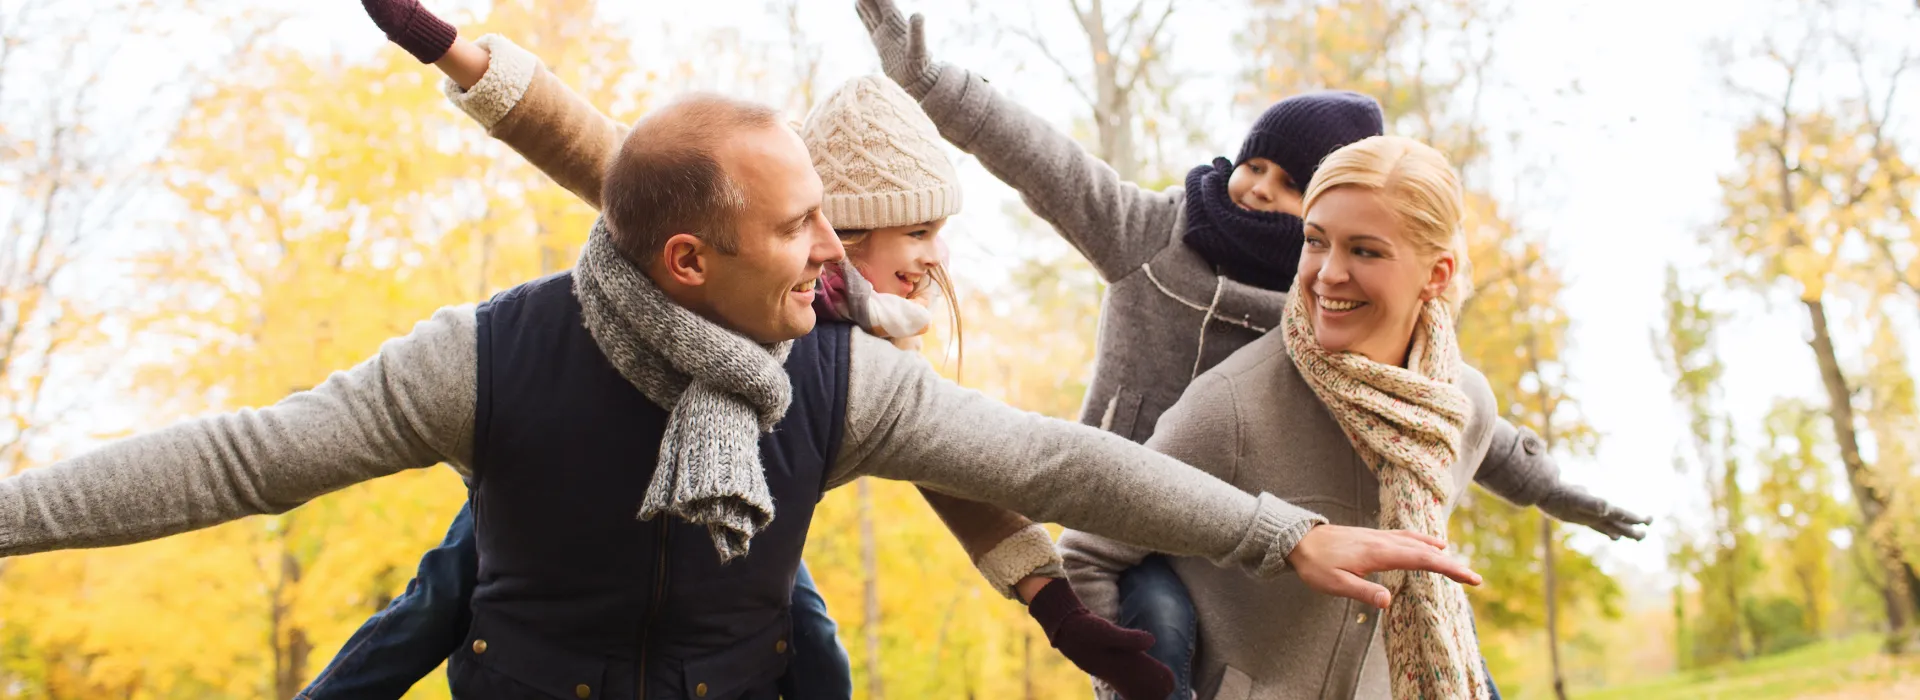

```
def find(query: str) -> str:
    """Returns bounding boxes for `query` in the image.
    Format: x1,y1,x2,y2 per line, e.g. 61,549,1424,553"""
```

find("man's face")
700,125,843,344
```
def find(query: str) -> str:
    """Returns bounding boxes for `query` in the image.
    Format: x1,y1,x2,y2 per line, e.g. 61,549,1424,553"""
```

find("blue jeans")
297,502,477,699
1117,556,1197,700
781,561,855,699
1115,556,1502,700
299,501,856,699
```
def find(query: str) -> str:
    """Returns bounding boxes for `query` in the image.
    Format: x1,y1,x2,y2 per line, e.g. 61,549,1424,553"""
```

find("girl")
304,3,1172,699
1063,135,1509,699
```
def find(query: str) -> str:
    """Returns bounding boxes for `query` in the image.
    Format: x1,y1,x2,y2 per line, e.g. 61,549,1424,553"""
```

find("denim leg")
297,502,478,700
1117,555,1197,700
778,560,854,699
1471,611,1502,700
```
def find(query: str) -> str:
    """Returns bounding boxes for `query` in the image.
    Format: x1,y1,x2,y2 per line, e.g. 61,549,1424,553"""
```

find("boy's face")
1227,157,1305,216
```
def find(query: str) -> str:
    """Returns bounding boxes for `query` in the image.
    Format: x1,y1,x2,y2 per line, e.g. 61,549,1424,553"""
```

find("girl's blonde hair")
838,230,965,378
1302,135,1474,314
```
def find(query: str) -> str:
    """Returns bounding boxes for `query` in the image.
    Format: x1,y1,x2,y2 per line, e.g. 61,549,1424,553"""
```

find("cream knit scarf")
1281,289,1488,700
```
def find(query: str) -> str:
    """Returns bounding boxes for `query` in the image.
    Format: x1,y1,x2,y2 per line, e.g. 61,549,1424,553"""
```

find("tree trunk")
1768,97,1918,646
1072,0,1140,182
1023,629,1035,700
1723,453,1753,660
1543,515,1568,700
1804,298,1916,647
1523,283,1571,697
859,478,884,699
272,523,311,699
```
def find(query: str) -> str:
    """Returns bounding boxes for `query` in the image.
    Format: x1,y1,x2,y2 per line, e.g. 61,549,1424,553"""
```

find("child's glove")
855,0,944,99
864,293,933,339
1540,485,1652,541
840,264,934,340
362,0,457,64
1027,578,1175,700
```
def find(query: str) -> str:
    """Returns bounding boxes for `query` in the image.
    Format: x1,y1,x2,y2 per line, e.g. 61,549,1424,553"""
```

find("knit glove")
1540,484,1652,541
362,0,457,64
864,292,934,340
1027,578,1174,700
855,0,944,99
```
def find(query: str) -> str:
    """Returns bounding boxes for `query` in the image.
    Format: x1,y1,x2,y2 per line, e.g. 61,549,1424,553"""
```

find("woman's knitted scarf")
1281,288,1488,700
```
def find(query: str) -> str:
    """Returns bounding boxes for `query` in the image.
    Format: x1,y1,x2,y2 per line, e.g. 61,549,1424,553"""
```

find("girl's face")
1297,186,1454,367
1227,157,1304,216
850,217,949,297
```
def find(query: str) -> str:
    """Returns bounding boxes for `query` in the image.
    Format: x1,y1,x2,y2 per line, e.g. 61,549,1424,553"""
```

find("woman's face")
1227,157,1304,216
851,217,948,297
1297,187,1453,367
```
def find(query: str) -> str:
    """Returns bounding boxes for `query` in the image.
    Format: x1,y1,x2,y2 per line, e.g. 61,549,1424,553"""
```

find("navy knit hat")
1235,91,1385,192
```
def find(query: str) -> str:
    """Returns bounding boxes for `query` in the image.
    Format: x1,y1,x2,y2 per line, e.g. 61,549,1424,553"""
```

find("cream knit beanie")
801,75,962,230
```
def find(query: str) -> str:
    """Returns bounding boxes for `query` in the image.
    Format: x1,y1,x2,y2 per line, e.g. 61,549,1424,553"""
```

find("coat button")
471,639,487,654
696,682,709,697
776,639,788,653
574,684,590,699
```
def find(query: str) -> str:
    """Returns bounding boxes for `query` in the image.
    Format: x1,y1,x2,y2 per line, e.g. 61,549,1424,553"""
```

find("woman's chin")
1312,325,1360,354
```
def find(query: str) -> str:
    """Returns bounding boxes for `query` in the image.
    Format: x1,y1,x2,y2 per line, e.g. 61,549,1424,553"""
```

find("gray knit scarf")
574,219,794,563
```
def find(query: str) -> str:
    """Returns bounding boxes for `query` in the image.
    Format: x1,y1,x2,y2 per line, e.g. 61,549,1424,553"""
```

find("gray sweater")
0,306,1320,584
906,61,1568,505
1062,330,1500,700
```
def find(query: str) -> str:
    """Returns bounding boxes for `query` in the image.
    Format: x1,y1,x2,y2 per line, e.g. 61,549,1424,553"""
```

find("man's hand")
1027,578,1174,700
1285,525,1483,609
1540,486,1652,541
854,0,942,98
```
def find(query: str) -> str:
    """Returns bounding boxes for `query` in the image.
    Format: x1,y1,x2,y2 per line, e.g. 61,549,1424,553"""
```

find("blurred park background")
4,0,1920,697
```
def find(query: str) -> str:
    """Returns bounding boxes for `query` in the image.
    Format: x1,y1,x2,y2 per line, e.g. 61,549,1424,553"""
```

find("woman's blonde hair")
838,229,965,379
1302,135,1474,314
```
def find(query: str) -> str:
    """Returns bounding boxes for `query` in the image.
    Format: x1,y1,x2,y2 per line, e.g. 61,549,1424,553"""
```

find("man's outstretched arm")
0,307,479,557
829,331,1481,600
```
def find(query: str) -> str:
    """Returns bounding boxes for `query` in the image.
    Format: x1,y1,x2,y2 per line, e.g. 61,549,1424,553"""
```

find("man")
0,94,1479,699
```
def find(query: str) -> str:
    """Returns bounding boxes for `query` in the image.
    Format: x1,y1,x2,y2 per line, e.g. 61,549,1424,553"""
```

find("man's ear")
660,233,710,286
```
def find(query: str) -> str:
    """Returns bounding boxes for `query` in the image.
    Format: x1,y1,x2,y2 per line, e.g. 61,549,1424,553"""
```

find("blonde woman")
1063,136,1535,700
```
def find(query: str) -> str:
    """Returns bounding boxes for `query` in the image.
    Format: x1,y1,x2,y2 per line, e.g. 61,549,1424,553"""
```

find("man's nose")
812,219,845,262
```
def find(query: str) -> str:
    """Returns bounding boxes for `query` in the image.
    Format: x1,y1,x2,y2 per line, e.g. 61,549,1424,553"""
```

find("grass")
1574,635,1920,700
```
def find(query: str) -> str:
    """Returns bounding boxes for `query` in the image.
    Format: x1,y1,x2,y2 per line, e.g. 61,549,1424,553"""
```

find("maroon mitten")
361,0,457,63
1027,578,1175,700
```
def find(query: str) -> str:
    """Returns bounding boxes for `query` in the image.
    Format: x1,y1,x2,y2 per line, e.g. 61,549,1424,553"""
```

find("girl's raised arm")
365,0,624,209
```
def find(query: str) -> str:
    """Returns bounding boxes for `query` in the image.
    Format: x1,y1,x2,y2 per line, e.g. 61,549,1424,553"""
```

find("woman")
1062,136,1506,700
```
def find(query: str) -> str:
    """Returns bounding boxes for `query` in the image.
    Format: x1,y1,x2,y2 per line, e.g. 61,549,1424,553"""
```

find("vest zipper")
639,519,669,699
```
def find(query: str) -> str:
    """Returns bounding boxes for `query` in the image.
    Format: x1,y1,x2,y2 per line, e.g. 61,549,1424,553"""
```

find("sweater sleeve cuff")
442,34,539,131
1221,492,1328,579
974,524,1063,599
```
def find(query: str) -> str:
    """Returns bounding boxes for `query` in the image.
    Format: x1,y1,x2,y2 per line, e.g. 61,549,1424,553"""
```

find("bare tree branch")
1004,21,1094,107
1119,1,1175,94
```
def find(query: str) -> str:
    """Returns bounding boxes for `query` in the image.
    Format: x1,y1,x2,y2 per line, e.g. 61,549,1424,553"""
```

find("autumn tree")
1656,266,1761,666
1754,398,1846,651
0,0,286,695
0,1,658,697
1710,13,1920,650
